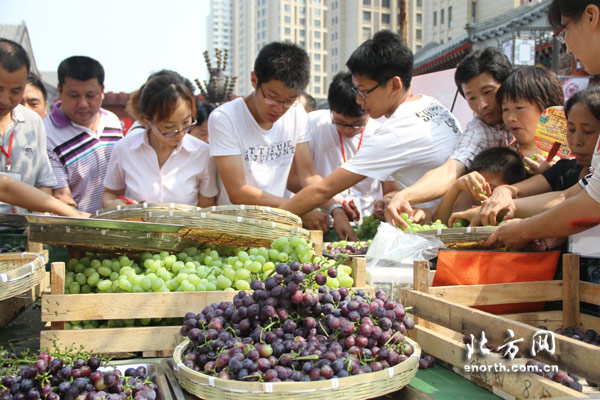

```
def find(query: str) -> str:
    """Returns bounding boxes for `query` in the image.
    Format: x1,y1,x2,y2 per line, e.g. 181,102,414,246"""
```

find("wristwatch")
328,203,345,216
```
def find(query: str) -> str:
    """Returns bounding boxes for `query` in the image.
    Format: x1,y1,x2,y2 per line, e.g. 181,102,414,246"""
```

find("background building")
206,0,234,77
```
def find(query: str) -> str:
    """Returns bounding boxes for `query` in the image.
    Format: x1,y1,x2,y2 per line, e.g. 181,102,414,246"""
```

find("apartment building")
206,0,235,77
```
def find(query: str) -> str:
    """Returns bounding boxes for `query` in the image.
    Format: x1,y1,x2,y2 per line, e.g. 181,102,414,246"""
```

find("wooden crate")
0,269,50,329
402,254,600,399
41,256,368,357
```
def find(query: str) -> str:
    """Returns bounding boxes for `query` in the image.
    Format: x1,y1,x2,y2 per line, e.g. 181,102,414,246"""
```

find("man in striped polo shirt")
45,56,123,213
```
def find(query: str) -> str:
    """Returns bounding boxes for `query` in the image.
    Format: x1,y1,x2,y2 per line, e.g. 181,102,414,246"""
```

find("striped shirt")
45,102,123,213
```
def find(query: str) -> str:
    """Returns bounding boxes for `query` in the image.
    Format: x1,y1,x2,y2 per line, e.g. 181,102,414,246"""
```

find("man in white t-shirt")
280,31,462,217
381,47,514,226
209,41,356,238
303,71,399,220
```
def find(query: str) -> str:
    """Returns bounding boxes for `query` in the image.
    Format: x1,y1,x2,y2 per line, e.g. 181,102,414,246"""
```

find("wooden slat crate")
41,257,368,357
402,254,600,399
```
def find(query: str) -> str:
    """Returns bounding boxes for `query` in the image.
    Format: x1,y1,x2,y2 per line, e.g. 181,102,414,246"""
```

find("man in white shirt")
382,47,514,226
209,41,355,238
280,31,462,217
303,71,399,221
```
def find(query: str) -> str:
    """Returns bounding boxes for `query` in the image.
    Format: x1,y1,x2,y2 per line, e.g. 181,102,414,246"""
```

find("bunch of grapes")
322,241,370,259
396,214,448,232
0,353,159,400
525,361,584,392
64,236,316,295
354,215,381,240
555,326,600,346
178,261,416,382
418,354,436,370
0,244,26,254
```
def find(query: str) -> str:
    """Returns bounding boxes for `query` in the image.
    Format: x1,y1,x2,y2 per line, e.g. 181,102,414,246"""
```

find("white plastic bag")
365,222,444,268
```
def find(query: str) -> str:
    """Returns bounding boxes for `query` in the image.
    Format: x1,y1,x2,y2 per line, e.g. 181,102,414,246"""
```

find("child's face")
566,102,600,168
501,97,542,145
481,171,507,192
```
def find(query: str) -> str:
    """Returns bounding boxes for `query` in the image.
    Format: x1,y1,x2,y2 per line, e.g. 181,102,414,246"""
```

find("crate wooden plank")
402,289,600,384
427,281,563,306
40,326,180,353
563,254,581,329
503,310,563,331
50,262,66,330
581,314,600,333
309,230,323,256
407,323,589,399
350,257,366,287
580,281,600,305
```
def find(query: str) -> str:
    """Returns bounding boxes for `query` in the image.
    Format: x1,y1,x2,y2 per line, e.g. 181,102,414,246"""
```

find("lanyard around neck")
338,128,364,163
0,131,15,171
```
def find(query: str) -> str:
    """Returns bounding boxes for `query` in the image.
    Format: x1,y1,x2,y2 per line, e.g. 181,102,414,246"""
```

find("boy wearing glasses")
209,41,356,238
45,56,123,213
299,71,399,220
280,30,461,219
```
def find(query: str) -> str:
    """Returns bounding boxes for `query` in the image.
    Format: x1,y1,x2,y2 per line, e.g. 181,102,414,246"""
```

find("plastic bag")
365,222,444,268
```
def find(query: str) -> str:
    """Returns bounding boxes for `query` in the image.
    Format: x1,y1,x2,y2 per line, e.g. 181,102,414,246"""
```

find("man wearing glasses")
280,31,461,220
45,56,123,213
209,41,355,238
296,71,399,227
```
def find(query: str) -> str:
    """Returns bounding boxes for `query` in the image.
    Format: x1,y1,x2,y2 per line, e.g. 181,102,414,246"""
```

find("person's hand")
486,219,530,250
479,186,516,226
384,192,421,228
455,172,491,203
78,210,91,218
449,206,483,227
343,200,360,222
332,208,359,241
372,198,390,220
524,155,556,175
301,209,330,233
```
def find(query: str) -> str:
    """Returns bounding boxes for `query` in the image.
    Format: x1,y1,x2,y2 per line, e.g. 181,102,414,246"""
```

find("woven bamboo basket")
172,338,420,400
198,205,302,228
146,211,310,248
417,226,497,249
0,252,45,301
94,203,201,222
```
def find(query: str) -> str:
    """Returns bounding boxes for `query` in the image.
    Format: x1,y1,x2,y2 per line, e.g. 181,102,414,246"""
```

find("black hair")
548,0,600,29
496,67,564,113
0,38,30,73
195,101,216,125
57,56,105,86
127,70,195,122
327,71,365,118
140,74,196,123
454,47,512,97
27,75,47,102
300,91,317,112
346,30,413,89
470,147,527,185
254,41,310,91
565,86,600,121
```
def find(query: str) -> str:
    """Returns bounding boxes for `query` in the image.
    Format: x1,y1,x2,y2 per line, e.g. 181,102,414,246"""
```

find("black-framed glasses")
258,85,299,108
351,77,394,99
330,112,369,131
553,19,572,44
152,118,197,138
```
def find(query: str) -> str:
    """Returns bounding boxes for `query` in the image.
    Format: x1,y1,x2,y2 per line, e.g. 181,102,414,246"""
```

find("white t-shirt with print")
103,130,218,205
308,109,382,216
341,95,462,209
209,98,308,205
586,136,600,203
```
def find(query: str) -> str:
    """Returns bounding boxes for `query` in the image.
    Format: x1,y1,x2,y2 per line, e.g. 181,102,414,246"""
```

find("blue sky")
2,0,211,93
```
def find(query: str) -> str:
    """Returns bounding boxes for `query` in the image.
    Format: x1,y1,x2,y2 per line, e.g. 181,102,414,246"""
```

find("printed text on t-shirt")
244,140,296,162
414,105,460,134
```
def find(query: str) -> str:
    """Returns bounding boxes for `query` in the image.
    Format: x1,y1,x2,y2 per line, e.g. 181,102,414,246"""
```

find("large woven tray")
94,203,200,221
417,226,498,249
172,338,420,400
0,252,45,301
0,214,196,253
146,210,309,248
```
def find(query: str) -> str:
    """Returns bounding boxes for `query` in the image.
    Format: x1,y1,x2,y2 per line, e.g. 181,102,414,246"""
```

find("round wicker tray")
0,252,45,301
417,226,498,249
94,203,200,222
199,205,302,228
146,211,310,248
172,338,420,400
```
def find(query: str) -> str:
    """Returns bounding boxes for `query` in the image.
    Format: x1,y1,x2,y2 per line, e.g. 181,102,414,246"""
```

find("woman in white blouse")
102,73,218,208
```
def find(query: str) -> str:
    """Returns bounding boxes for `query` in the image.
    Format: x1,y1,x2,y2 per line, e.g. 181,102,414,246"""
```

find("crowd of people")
0,0,598,253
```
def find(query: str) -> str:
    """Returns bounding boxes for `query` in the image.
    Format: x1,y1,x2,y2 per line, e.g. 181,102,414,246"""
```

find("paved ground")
0,300,45,354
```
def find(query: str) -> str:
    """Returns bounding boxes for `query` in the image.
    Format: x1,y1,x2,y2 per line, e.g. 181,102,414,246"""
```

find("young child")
434,147,526,225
